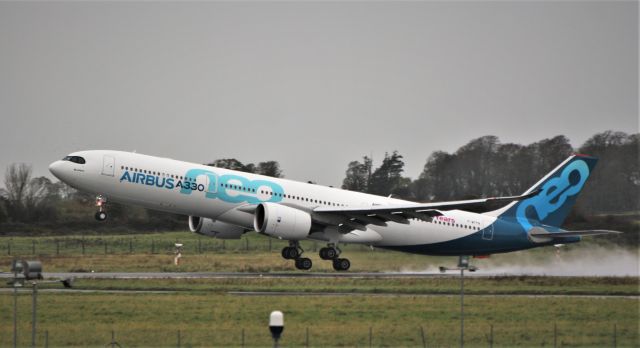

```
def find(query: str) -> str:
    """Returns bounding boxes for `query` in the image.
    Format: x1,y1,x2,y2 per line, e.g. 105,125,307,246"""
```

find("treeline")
342,131,639,215
0,131,637,243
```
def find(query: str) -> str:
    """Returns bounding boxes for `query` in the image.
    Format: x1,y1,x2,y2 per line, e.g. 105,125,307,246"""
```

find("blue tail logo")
503,156,597,231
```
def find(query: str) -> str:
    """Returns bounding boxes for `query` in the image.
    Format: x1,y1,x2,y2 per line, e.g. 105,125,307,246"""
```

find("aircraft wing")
311,189,541,232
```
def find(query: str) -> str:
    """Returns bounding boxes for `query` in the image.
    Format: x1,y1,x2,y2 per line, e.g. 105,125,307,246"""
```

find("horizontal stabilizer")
528,227,622,242
530,229,622,238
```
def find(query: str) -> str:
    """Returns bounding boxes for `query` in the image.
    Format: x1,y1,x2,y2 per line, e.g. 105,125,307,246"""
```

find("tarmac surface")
0,288,635,299
1,271,456,279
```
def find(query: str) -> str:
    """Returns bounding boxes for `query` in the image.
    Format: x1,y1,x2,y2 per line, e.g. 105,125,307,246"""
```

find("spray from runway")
409,245,640,277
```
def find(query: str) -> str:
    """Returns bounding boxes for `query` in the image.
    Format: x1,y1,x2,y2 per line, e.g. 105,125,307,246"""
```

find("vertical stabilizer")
486,155,597,230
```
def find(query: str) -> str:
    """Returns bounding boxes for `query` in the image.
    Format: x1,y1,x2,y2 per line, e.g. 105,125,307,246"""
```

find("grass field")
0,232,638,347
0,289,638,347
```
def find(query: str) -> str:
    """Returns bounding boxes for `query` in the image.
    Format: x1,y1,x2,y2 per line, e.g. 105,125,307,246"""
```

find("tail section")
489,154,597,231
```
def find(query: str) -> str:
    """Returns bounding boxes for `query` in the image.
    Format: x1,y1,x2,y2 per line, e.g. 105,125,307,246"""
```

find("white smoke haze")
408,245,640,277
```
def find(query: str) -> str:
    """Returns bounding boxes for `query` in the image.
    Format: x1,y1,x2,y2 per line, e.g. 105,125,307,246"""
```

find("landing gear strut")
319,244,350,271
94,195,107,221
281,241,312,271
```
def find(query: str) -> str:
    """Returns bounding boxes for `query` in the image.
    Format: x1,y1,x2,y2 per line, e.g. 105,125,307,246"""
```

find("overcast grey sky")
0,1,637,187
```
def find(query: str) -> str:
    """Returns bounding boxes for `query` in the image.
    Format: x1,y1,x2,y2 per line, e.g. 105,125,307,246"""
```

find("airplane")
48,151,619,271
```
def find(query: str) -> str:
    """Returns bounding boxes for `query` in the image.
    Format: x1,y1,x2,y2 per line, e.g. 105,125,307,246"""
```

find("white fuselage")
49,150,496,248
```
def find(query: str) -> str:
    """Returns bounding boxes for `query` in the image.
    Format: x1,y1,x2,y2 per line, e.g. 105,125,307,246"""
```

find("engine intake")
253,203,312,240
188,216,245,239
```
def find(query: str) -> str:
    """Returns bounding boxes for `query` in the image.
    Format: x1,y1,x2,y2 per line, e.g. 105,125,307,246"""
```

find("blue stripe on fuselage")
380,219,580,256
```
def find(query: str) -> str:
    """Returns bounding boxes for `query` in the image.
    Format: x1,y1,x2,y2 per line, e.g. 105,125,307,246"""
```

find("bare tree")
3,163,32,209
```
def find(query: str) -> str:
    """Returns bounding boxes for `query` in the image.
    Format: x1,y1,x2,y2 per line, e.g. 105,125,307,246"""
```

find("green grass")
0,291,637,347
0,233,638,347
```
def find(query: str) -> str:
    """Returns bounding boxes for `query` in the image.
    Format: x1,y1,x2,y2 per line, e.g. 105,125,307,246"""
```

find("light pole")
31,281,37,348
439,255,477,348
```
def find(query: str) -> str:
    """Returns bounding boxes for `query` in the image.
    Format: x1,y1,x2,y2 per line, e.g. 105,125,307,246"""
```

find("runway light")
269,310,284,347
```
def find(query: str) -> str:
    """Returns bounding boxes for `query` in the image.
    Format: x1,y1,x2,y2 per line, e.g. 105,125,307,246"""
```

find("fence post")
245,238,249,251
420,326,426,348
489,324,493,348
8,241,11,255
151,240,155,254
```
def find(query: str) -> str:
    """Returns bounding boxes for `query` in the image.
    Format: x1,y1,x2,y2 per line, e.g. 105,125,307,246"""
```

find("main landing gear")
94,195,108,221
320,244,350,271
281,241,312,270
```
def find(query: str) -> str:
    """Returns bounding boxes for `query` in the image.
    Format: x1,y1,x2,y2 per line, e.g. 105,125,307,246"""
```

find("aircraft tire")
95,211,107,221
325,248,337,260
319,248,328,260
282,247,299,260
295,258,312,270
332,258,350,271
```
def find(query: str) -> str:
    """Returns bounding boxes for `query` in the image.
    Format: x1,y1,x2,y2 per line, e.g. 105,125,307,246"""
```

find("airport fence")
9,322,628,348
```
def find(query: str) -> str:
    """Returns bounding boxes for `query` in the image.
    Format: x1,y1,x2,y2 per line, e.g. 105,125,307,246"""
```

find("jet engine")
253,202,312,240
188,216,246,239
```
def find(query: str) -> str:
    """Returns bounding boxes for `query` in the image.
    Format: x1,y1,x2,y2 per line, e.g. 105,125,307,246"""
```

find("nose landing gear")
319,244,350,271
281,241,312,270
94,195,108,221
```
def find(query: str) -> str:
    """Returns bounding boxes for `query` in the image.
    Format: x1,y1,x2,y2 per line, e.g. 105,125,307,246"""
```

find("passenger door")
101,155,115,177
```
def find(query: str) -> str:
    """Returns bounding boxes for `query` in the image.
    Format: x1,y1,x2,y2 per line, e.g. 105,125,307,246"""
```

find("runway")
0,288,635,299
0,271,636,279
1,271,455,280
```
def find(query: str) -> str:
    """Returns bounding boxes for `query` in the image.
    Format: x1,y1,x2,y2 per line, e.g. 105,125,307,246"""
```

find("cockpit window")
62,156,86,164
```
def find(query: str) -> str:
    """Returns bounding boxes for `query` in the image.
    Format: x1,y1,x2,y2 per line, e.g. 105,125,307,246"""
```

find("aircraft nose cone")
49,160,63,179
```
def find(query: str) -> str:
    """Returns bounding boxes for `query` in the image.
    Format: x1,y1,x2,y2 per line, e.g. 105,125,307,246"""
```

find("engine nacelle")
253,203,312,240
188,216,245,239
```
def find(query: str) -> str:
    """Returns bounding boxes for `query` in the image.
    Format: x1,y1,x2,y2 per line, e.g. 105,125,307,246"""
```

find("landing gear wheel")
281,246,300,260
95,211,107,221
95,195,107,222
332,258,350,271
295,258,313,270
319,247,338,260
